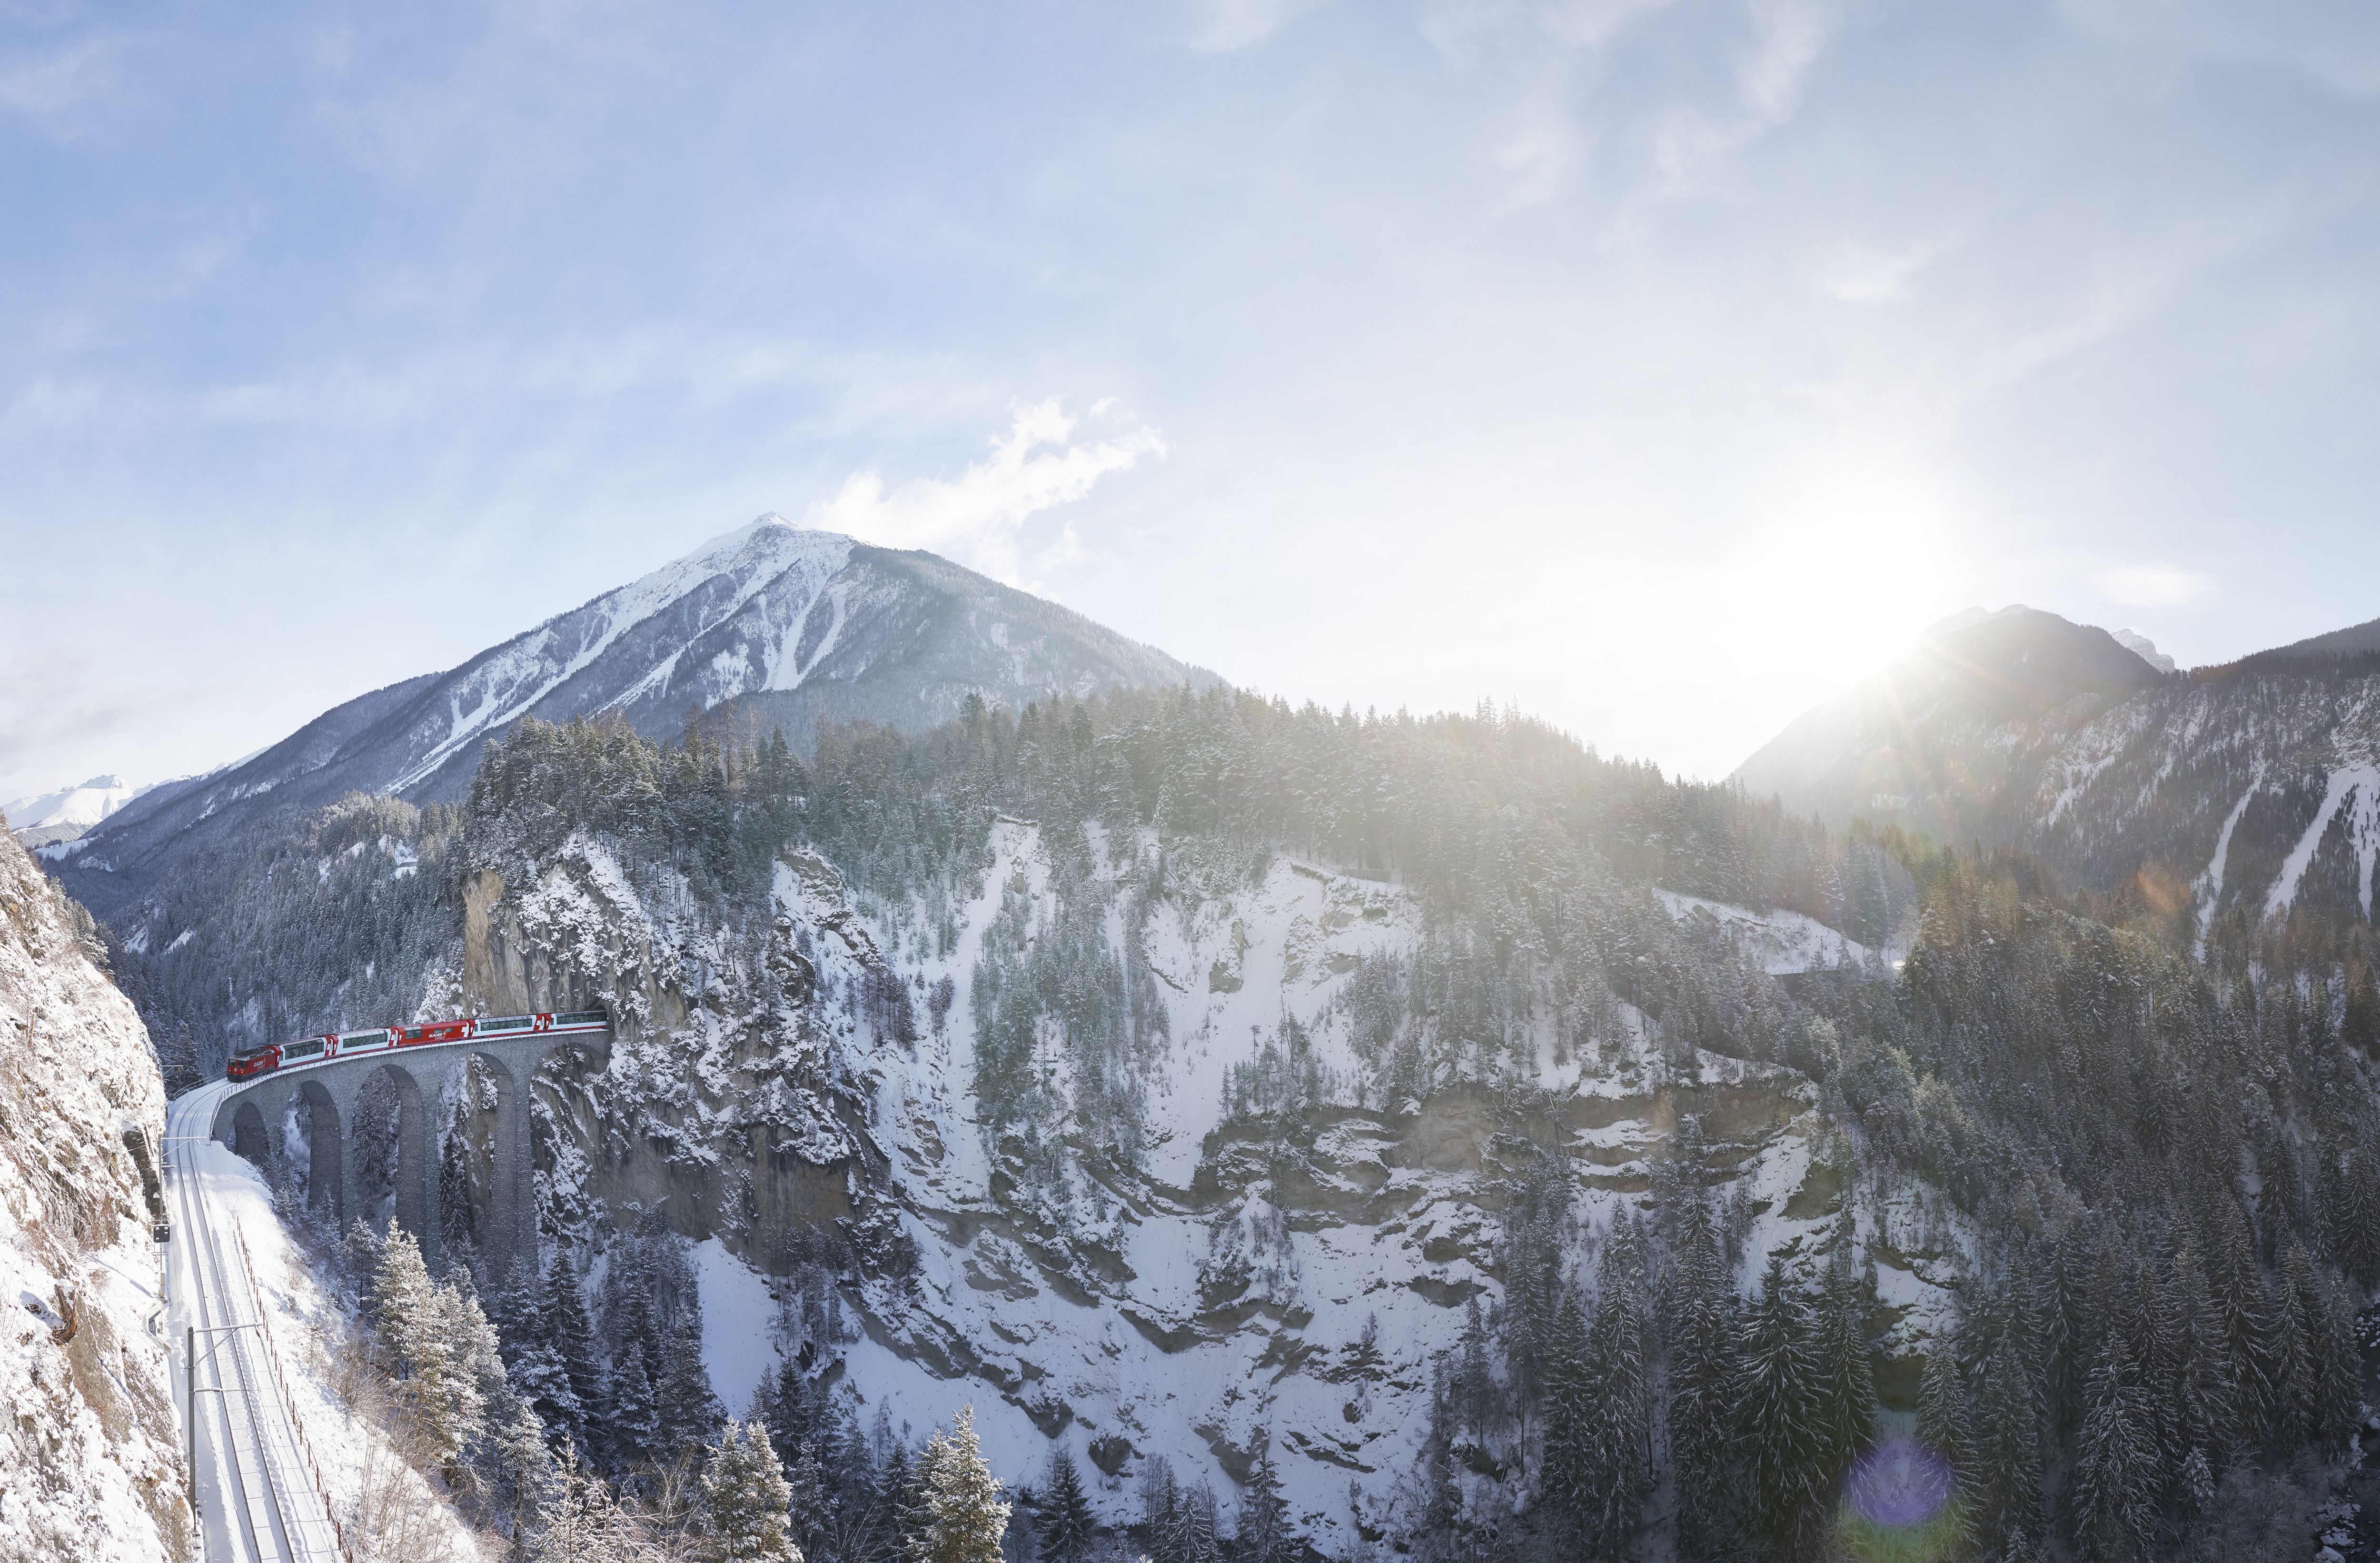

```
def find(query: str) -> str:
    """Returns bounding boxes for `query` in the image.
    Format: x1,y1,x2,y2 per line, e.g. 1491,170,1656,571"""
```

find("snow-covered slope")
58,517,1218,920
1735,606,2380,935
1656,891,1902,973
0,826,184,1561
166,1082,496,1563
454,826,1936,1550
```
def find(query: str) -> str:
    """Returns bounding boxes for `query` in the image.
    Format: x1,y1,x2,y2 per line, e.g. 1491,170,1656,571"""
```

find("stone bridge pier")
211,1028,608,1285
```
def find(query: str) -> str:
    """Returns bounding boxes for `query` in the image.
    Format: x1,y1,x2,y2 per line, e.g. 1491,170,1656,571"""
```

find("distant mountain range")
51,516,1218,919
3,774,159,849
1735,603,2380,940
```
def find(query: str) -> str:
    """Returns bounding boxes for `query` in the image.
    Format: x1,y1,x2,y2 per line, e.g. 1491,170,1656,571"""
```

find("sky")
3,0,2378,802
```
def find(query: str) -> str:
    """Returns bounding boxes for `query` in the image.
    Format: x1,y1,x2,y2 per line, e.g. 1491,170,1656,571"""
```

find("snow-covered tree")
1037,1451,1093,1563
1914,1338,1978,1553
1233,1443,1290,1563
1974,1324,2043,1553
916,1406,1010,1563
1735,1255,1821,1552
534,1443,655,1563
1665,1204,1740,1563
372,1223,436,1374
699,1420,800,1563
784,1440,830,1563
657,1313,727,1458
2072,1342,2157,1563
1811,1211,1875,1481
544,1251,603,1451
491,1393,558,1550
504,1272,581,1448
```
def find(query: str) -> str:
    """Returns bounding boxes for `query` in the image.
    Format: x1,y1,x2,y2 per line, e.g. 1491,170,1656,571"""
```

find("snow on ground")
182,1131,496,1562
693,1238,781,1420
2197,774,2263,948
2265,762,2380,922
1656,890,1889,973
721,831,1866,1543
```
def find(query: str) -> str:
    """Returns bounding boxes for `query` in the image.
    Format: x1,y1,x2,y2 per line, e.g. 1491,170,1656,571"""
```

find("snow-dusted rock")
0,829,184,1562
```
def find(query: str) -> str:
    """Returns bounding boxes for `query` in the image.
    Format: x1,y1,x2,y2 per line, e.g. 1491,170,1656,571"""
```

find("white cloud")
2057,0,2380,98
2098,563,2218,607
1816,230,1962,305
1183,0,1331,52
804,400,1165,585
1423,0,1674,54
1736,0,1844,122
0,32,156,143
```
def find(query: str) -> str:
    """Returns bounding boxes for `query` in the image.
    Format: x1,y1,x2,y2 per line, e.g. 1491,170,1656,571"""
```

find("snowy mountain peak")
684,510,840,569
4,775,155,848
58,518,1218,919
2111,627,2178,674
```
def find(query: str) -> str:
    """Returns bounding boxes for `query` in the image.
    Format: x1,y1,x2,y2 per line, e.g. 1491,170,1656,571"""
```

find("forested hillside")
92,685,2380,1561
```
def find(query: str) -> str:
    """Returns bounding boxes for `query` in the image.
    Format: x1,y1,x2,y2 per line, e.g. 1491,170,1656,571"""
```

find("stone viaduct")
211,1022,609,1283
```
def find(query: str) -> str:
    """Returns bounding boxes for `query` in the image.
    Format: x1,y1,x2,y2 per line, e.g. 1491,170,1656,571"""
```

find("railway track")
166,1080,348,1563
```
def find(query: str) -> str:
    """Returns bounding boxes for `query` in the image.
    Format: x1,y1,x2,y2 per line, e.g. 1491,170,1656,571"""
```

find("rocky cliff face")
0,828,185,1563
456,820,1909,1549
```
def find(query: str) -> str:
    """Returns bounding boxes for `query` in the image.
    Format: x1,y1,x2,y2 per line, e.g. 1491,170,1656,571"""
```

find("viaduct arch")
210,1026,608,1283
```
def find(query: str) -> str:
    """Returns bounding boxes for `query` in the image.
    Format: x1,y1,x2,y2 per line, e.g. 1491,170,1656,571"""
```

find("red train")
224,1010,609,1081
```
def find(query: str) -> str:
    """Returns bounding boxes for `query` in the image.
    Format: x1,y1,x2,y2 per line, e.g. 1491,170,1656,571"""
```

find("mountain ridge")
55,517,1218,920
1733,602,2380,943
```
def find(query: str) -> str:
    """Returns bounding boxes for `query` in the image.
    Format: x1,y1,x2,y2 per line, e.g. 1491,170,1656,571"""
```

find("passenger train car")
224,1010,609,1081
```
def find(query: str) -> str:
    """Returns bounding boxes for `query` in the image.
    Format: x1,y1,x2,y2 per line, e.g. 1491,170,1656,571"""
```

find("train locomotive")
224,1009,609,1081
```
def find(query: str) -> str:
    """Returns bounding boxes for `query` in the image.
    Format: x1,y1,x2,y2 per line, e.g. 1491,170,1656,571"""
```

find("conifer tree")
699,1420,800,1563
1664,1218,1740,1563
1974,1319,2043,1554
340,1217,385,1305
1534,1287,1599,1553
916,1406,1010,1563
2072,1342,2157,1563
2259,1261,2311,1448
2208,1198,2272,1444
496,1258,542,1358
507,1282,580,1449
1415,1381,1465,1563
416,1276,501,1472
374,1222,437,1375
2162,1238,2235,1474
545,1251,603,1450
1169,1482,1221,1563
2311,1269,2362,1450
1037,1451,1094,1563
1137,1455,1180,1563
608,1339,661,1470
1734,1255,1821,1553
784,1441,831,1563
884,1443,930,1563
491,1393,558,1555
657,1313,728,1458
1233,1443,1290,1563
1914,1340,1977,1552
1811,1213,1875,1483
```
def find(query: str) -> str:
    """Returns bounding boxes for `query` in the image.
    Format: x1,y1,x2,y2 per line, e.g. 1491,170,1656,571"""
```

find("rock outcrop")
0,825,184,1563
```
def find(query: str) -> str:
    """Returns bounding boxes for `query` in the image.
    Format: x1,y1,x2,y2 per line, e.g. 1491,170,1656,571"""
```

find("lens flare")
1834,1437,1968,1563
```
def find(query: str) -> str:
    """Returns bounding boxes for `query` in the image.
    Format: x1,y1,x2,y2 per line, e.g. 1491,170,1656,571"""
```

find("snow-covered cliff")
0,827,185,1562
457,817,1915,1552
